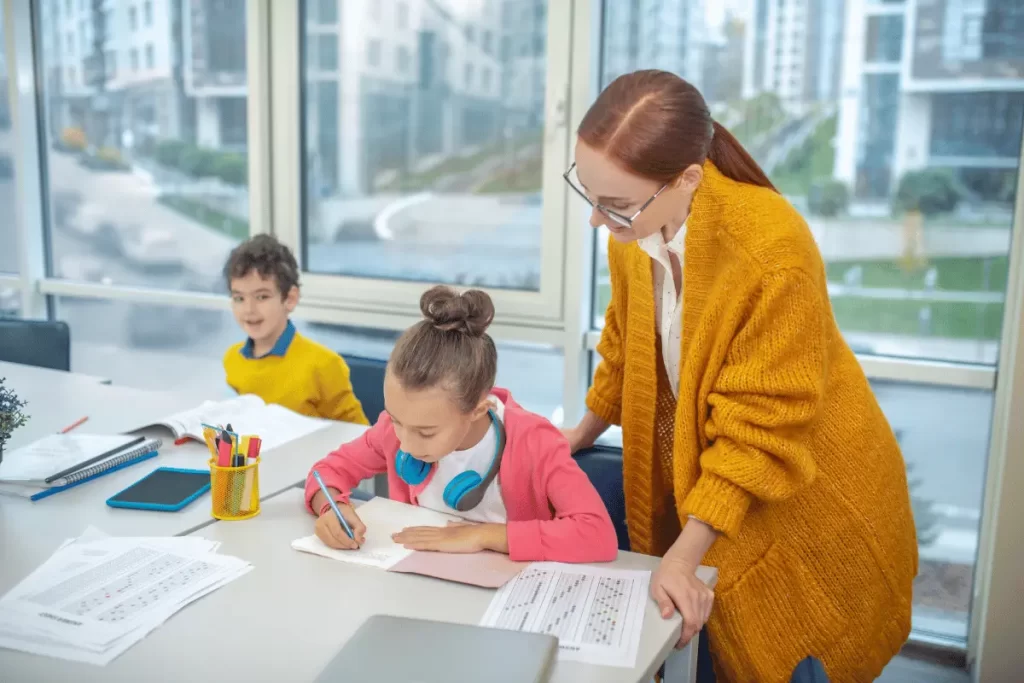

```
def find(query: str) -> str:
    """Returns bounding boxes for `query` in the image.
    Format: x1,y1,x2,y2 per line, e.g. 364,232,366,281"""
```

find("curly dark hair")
223,234,300,297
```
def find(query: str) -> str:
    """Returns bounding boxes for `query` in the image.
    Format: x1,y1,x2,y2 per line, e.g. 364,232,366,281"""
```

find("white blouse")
637,225,686,397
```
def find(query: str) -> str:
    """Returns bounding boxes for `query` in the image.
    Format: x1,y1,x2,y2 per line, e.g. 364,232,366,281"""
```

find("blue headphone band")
393,409,505,512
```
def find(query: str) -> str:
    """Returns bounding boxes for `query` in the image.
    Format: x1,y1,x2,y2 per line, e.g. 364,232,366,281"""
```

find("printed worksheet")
291,497,461,570
479,562,651,668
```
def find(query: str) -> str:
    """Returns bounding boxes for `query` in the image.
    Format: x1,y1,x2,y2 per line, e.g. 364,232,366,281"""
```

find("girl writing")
305,286,618,563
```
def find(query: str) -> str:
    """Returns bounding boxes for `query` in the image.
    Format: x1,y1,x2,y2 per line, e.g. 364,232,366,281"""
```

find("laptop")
314,614,558,683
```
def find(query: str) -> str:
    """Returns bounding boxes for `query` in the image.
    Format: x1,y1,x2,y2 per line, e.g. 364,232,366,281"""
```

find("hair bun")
419,286,494,337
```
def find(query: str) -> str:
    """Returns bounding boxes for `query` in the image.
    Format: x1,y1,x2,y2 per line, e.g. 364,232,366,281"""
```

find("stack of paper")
0,528,252,665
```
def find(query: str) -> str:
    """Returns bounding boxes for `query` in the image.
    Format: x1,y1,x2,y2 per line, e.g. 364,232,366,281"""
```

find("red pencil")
60,416,89,434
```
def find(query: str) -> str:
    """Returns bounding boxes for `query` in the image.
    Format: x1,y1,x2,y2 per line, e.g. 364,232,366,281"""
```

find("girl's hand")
650,556,715,648
314,503,366,550
393,521,499,553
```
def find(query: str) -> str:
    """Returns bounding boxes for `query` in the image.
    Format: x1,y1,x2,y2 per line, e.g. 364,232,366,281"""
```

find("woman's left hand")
393,521,487,553
651,555,715,648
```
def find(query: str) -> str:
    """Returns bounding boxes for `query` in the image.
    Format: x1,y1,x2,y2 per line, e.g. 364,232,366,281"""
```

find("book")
133,394,332,451
0,438,162,501
0,434,143,484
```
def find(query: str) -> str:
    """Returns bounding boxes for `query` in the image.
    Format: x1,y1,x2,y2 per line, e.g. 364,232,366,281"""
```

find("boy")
222,235,369,425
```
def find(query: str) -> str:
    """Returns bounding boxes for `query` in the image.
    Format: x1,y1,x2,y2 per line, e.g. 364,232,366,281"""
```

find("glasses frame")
563,162,670,228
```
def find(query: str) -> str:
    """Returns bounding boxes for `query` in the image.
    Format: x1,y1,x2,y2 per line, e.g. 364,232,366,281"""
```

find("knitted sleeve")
682,268,825,538
586,237,627,426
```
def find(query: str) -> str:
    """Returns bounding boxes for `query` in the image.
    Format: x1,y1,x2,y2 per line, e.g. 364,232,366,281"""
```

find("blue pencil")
311,470,354,540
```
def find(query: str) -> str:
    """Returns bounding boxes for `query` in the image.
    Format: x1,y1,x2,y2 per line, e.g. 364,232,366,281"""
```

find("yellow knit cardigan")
587,162,918,683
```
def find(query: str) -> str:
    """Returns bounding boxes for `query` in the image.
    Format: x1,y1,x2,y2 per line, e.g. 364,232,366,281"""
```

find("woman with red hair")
562,70,918,682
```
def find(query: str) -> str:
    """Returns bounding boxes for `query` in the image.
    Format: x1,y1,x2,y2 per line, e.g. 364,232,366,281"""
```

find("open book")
137,395,331,452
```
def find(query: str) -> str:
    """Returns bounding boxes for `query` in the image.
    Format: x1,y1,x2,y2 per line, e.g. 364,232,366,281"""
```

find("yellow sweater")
588,163,917,683
224,324,369,425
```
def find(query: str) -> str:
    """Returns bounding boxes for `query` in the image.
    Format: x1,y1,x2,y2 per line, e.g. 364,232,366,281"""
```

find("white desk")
0,360,110,387
0,380,368,595
0,491,716,683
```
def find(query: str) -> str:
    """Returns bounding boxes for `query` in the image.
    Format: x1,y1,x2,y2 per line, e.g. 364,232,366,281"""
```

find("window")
67,32,74,56
589,0,1022,645
396,1,408,30
315,0,339,25
0,23,14,275
145,43,155,69
367,39,381,67
105,49,117,77
298,1,551,294
38,0,250,293
318,34,339,71
129,6,138,31
396,46,411,74
144,0,153,27
865,15,904,63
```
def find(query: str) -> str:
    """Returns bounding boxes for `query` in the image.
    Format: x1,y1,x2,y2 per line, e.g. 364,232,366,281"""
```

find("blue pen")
312,470,355,540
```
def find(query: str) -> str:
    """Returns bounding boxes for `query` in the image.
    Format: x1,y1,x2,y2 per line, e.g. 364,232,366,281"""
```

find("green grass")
732,93,785,146
158,194,249,240
594,255,1009,341
826,256,1009,292
475,154,543,194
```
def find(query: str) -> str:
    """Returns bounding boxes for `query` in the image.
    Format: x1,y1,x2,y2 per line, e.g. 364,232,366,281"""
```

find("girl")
305,286,618,563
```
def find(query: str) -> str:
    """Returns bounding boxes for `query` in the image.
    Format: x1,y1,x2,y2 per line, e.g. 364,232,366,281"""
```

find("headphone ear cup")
443,471,483,511
395,449,432,486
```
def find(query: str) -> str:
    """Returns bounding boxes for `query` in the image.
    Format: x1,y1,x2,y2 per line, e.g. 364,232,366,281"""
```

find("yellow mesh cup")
209,457,260,520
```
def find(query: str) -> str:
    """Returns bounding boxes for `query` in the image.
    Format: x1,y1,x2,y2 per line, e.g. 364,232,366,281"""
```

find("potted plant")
0,377,29,465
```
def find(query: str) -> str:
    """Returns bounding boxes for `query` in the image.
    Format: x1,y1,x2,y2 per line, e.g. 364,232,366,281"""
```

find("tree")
894,169,962,218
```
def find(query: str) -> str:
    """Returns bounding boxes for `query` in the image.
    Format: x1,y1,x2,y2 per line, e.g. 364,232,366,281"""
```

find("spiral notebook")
0,436,162,501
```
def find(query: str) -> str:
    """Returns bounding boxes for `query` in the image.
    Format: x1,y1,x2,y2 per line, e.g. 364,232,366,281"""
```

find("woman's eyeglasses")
562,162,669,229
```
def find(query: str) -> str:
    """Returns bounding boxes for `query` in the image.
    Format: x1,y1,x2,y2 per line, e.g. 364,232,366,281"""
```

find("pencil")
59,416,89,434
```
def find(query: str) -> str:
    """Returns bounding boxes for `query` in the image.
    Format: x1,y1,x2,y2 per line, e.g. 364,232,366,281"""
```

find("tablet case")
106,467,211,512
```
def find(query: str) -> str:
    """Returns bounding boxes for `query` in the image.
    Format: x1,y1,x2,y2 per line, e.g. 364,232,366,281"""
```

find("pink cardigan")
305,388,618,563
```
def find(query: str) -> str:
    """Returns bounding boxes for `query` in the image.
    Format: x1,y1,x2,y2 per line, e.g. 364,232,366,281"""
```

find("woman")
562,70,918,682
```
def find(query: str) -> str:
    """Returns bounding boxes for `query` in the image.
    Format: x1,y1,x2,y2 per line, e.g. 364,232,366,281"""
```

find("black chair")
0,319,71,371
573,444,630,551
344,354,387,425
342,353,388,500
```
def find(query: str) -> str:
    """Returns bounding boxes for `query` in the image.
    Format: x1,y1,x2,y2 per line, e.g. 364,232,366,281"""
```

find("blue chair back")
573,444,630,551
343,354,387,425
0,319,71,371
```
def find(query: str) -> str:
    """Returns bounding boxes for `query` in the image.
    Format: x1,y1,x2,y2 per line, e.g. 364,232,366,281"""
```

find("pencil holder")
209,457,260,520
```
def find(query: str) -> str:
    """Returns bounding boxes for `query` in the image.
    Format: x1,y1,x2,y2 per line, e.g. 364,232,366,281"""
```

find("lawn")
771,114,837,195
593,255,1009,341
158,194,250,240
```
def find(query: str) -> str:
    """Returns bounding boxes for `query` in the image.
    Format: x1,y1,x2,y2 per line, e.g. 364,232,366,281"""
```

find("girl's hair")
388,286,498,413
578,69,776,191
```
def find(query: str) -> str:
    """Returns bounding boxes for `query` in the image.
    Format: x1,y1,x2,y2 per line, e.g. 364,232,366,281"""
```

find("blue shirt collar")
241,320,296,359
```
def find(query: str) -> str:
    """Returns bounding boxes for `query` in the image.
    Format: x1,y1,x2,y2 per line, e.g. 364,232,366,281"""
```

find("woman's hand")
560,411,609,454
560,426,594,454
651,556,715,648
393,521,507,554
314,502,366,550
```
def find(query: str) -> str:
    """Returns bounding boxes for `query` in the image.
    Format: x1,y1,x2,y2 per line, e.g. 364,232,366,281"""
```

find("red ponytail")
578,70,777,192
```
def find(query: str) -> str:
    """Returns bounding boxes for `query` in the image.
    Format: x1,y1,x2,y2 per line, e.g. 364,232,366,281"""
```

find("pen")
311,470,354,540
59,416,89,434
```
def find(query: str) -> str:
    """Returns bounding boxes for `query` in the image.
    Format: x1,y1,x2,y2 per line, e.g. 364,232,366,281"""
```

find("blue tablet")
106,467,211,512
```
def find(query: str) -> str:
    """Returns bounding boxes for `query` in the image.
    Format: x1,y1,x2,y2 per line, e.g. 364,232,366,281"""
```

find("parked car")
121,225,184,274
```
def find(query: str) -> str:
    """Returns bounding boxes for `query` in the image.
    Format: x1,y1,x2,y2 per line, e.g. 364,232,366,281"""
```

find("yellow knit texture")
588,162,918,682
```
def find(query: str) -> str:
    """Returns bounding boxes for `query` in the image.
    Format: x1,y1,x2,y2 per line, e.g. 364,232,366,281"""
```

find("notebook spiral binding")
62,439,163,485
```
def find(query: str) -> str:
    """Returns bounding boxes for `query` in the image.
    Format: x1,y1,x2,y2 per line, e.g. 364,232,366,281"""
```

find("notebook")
314,615,557,683
0,437,162,500
133,394,331,451
291,497,528,588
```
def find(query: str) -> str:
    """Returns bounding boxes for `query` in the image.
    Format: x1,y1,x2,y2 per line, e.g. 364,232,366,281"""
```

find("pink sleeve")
304,419,391,514
505,424,619,563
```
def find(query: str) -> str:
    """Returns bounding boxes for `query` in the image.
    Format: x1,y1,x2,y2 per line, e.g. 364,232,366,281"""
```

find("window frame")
267,0,575,330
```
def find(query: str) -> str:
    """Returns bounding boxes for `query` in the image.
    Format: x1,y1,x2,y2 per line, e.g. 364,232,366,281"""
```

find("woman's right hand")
651,556,715,648
314,503,367,550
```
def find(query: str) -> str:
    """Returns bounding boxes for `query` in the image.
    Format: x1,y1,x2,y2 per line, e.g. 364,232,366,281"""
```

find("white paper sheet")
0,434,138,483
479,562,651,668
0,531,250,665
291,497,460,569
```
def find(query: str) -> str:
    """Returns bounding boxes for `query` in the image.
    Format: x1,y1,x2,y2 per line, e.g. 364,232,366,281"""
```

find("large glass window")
0,12,16,274
589,0,1023,644
299,0,548,291
37,0,250,293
